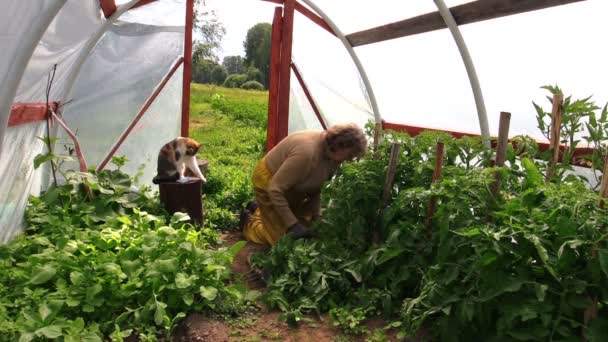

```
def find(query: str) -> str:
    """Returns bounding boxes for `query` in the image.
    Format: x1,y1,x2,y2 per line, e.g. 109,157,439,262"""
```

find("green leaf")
345,268,362,283
81,333,102,342
70,271,84,285
154,301,166,326
183,293,194,306
522,158,543,189
530,235,559,281
598,249,608,279
18,333,34,342
35,325,62,338
200,286,218,301
38,303,52,322
228,240,247,257
30,265,56,285
535,283,548,301
34,153,55,169
175,273,194,289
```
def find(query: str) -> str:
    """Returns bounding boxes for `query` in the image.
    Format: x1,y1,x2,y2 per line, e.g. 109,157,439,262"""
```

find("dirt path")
173,231,424,342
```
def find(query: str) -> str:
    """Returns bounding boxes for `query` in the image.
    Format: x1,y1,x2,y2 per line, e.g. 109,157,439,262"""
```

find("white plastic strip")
299,0,382,126
60,0,141,104
433,0,490,146
0,0,67,155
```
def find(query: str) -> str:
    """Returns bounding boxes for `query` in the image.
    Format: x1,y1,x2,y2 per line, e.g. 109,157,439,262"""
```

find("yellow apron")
243,157,312,245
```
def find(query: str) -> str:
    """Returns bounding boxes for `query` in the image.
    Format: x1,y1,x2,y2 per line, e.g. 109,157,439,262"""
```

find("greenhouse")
1,0,607,340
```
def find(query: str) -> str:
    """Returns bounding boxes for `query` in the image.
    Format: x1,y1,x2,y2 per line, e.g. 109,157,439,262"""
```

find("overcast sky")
202,0,608,140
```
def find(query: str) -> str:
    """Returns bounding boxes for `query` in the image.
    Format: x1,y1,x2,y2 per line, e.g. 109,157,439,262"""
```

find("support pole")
266,7,283,151
434,0,490,148
547,93,563,181
276,0,296,142
426,142,445,228
181,0,194,137
491,112,511,197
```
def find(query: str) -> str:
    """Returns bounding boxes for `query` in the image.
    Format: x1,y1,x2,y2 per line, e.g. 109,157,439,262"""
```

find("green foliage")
222,74,248,89
222,55,247,75
244,23,271,87
253,129,608,341
241,80,264,91
246,67,264,85
210,65,228,85
0,165,250,340
193,4,225,63
192,59,219,84
190,84,267,230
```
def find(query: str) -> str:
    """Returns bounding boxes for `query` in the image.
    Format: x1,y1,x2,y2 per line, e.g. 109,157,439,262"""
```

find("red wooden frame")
383,121,595,166
181,0,194,137
8,103,58,127
97,57,185,171
266,7,283,152
276,0,296,143
261,0,335,37
100,0,159,18
291,62,327,130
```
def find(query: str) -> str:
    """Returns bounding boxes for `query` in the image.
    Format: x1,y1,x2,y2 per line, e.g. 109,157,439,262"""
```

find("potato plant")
0,160,249,341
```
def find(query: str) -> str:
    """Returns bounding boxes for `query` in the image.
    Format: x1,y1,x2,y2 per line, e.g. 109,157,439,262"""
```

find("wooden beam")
266,7,283,152
181,0,194,137
276,0,295,142
347,0,585,47
260,0,335,37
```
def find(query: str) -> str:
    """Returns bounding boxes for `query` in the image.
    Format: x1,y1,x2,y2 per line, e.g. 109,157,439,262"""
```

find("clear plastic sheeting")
0,0,186,242
120,0,186,27
58,24,184,176
289,11,374,131
288,70,323,134
0,122,47,243
110,65,183,184
14,0,102,103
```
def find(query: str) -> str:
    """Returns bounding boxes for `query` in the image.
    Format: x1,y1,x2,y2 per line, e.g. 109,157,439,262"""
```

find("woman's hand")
287,222,314,239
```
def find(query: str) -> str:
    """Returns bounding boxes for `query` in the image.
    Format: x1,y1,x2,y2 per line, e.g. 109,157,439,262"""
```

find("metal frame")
434,0,490,147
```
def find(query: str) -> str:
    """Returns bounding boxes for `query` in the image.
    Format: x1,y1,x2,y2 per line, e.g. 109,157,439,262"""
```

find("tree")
222,56,246,75
210,65,228,85
192,0,225,64
192,59,218,84
246,66,264,85
243,23,271,88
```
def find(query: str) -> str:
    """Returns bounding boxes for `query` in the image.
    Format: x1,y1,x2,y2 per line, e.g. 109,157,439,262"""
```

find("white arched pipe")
299,0,382,126
0,0,67,155
61,0,140,103
433,0,491,147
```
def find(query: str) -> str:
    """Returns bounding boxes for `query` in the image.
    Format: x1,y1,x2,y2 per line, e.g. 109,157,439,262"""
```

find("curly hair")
324,123,368,159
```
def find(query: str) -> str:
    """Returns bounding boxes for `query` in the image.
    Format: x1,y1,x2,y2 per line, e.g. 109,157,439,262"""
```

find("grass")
190,83,268,230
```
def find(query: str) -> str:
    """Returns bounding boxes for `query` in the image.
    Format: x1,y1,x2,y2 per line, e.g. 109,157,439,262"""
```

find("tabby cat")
152,137,207,184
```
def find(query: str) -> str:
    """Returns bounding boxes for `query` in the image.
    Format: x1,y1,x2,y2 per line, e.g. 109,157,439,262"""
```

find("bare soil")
172,231,429,342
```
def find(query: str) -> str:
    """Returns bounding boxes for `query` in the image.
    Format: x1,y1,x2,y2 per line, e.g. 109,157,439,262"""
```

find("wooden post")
276,0,295,143
547,93,563,181
373,121,382,159
374,143,400,244
159,179,204,225
382,143,401,207
265,7,283,152
426,142,445,227
490,112,511,197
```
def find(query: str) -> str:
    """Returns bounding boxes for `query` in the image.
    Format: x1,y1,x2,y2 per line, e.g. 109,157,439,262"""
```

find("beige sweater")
264,130,339,228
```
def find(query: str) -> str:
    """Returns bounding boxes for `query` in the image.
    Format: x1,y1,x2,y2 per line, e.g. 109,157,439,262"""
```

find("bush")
246,67,264,85
192,59,218,84
240,80,264,91
210,65,228,85
222,74,248,88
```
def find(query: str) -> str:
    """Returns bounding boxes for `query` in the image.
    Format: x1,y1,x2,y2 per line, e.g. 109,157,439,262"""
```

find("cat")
152,137,207,184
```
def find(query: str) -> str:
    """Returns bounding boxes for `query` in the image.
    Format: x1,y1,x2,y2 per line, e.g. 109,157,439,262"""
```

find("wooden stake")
491,112,511,197
381,143,401,207
426,142,445,227
373,121,382,159
547,93,563,181
599,156,608,205
374,142,400,244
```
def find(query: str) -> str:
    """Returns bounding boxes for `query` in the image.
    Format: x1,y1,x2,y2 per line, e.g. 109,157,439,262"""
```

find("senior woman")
240,123,368,246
